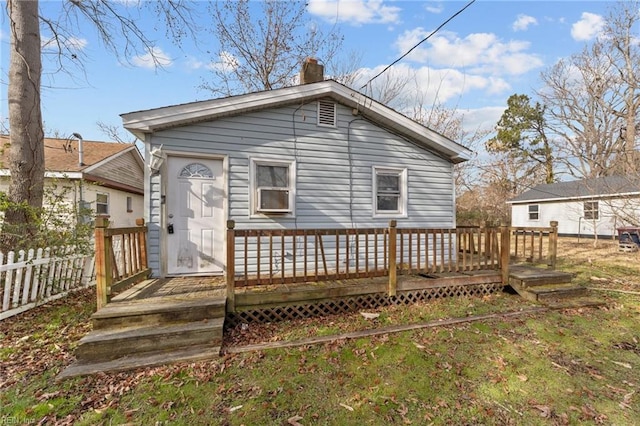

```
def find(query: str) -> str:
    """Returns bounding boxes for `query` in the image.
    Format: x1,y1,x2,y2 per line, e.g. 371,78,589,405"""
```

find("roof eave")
121,81,472,163
508,191,640,204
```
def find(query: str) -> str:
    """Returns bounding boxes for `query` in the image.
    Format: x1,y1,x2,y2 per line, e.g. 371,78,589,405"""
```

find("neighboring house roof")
0,135,144,194
121,79,472,164
508,176,640,204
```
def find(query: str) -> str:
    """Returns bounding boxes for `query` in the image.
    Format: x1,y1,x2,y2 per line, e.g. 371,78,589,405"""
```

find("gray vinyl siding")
146,100,456,275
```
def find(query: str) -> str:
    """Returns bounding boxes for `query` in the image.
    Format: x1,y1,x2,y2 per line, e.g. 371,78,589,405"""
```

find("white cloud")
394,29,543,76
184,56,205,70
512,14,538,32
307,0,401,26
353,63,511,110
41,36,88,51
208,51,240,72
459,106,506,133
425,3,444,14
571,12,604,41
132,47,173,68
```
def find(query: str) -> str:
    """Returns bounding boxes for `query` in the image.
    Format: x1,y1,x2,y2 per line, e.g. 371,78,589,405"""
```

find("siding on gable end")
89,151,143,191
147,101,456,275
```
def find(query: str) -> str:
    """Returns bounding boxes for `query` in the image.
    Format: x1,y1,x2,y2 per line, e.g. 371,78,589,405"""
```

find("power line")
360,0,476,90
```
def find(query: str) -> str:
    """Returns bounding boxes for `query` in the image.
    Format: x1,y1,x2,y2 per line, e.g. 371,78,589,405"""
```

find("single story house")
0,135,144,229
121,60,472,278
508,175,640,238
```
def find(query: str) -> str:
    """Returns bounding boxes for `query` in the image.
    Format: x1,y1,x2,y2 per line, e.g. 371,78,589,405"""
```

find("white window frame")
96,193,109,215
249,158,296,217
372,166,407,218
584,201,599,220
528,204,539,221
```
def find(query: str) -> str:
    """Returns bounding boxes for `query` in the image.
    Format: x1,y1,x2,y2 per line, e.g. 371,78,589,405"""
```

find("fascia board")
507,191,640,204
44,171,82,179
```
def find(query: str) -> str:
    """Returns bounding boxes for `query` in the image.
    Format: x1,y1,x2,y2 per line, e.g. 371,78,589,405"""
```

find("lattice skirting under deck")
225,282,504,328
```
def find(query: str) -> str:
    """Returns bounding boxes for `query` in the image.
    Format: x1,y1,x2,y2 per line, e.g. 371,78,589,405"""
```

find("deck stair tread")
75,318,224,362
509,267,574,288
81,317,224,343
92,297,225,319
544,296,607,309
508,265,594,305
58,344,221,379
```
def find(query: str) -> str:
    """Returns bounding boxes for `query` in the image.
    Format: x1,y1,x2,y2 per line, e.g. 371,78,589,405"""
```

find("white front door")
166,157,225,275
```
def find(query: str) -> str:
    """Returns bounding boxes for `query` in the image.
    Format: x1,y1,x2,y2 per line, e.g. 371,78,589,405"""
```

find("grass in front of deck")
1,238,638,425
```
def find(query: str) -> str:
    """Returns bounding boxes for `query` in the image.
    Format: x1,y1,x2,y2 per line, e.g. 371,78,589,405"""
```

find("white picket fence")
0,246,96,320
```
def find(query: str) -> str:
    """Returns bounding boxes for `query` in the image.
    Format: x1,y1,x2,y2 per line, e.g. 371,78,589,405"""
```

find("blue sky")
0,0,615,143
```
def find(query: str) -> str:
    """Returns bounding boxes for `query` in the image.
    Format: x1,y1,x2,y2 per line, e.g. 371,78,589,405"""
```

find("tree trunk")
1,0,45,251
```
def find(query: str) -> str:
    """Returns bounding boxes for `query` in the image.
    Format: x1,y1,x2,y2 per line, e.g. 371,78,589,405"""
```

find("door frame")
161,151,229,277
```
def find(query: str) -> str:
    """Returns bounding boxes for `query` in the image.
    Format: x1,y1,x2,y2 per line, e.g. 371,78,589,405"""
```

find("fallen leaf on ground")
532,405,551,418
340,403,354,411
288,415,304,425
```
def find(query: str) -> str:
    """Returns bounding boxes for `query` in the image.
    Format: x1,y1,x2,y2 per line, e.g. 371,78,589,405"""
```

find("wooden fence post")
548,221,558,269
94,216,112,310
500,222,511,286
388,220,397,296
135,218,148,269
226,220,236,313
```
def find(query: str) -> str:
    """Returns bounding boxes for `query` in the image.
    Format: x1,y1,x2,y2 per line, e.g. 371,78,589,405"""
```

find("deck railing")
226,220,516,311
94,216,150,309
510,221,558,268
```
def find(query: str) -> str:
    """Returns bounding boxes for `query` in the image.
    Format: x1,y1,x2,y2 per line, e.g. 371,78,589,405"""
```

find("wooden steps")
59,282,226,379
508,265,594,306
91,297,225,330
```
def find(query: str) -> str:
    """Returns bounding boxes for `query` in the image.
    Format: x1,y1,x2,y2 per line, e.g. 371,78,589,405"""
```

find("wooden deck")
60,265,599,378
111,276,226,302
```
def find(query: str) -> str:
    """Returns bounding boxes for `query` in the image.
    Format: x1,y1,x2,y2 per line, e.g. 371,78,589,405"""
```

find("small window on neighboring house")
584,201,599,220
126,196,133,213
251,159,295,215
317,99,337,127
373,167,407,217
96,193,109,215
528,204,539,220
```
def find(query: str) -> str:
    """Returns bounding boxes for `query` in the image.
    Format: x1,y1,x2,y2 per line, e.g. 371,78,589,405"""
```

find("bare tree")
600,0,640,174
538,0,639,178
2,0,197,250
201,0,343,96
96,121,137,144
4,0,45,248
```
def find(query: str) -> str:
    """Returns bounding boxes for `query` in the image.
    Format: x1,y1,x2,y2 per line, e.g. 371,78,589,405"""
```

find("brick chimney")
300,57,324,84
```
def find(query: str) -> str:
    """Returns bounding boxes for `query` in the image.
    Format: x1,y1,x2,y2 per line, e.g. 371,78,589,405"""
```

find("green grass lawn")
1,243,639,425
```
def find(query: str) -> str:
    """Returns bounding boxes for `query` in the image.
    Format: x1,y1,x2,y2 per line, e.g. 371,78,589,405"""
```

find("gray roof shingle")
509,175,640,203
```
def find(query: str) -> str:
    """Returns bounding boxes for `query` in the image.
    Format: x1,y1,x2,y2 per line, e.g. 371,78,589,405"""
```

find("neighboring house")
121,61,472,278
508,176,640,238
0,135,144,228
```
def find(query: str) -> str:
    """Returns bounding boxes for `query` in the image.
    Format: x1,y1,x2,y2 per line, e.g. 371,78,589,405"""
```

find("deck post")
135,218,148,269
500,222,510,285
548,221,558,269
388,220,397,296
226,220,236,313
94,215,112,310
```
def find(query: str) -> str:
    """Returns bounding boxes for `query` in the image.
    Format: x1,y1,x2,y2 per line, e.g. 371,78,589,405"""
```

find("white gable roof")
121,80,472,164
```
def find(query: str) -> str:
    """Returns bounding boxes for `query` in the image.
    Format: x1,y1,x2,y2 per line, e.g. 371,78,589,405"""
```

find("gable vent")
317,100,337,127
